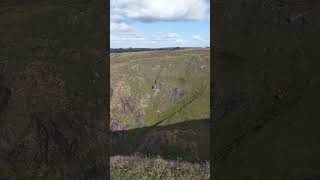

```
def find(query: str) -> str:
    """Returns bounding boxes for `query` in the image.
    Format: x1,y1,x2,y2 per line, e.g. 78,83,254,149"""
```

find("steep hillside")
111,48,210,129
110,48,210,162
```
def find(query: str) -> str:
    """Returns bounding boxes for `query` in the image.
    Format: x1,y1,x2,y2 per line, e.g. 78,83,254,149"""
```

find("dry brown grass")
110,154,210,180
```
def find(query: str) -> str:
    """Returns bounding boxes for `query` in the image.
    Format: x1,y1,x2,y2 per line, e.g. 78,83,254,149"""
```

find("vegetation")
110,155,210,180
111,48,210,129
110,48,210,178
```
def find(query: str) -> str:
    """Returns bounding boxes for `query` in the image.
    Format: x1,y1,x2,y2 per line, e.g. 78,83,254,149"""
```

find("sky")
110,0,210,48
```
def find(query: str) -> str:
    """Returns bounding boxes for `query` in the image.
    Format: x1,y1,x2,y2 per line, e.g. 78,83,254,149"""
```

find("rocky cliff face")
110,49,210,131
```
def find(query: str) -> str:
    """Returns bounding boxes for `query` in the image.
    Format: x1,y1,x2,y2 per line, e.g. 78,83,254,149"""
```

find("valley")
110,48,210,163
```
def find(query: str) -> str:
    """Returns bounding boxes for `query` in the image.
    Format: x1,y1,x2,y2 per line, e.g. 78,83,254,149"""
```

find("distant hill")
110,47,204,53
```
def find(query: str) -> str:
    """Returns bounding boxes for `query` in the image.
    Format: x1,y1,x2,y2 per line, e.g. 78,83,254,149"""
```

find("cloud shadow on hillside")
110,118,210,163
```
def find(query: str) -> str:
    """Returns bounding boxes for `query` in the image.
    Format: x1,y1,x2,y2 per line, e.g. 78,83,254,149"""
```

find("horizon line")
110,46,210,49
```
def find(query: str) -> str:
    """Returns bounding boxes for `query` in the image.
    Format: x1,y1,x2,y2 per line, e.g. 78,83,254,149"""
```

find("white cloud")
165,33,179,38
110,22,134,32
192,35,205,42
110,1,209,48
111,33,145,42
157,33,186,45
175,38,185,45
111,0,209,22
111,14,124,22
111,32,187,47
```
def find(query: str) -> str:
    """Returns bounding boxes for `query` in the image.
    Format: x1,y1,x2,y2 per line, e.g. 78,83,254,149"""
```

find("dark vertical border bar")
0,1,110,179
105,0,110,178
210,0,215,179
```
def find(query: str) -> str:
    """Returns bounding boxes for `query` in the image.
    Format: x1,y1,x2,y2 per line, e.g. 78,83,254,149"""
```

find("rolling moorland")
110,48,210,179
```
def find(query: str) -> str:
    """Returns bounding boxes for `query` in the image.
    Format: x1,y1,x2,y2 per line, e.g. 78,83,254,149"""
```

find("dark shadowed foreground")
0,0,108,179
213,0,320,179
111,119,210,163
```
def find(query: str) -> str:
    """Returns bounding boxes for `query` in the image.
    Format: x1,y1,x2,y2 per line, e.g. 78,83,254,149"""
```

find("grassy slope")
112,119,210,162
111,48,210,127
111,49,210,163
110,155,210,180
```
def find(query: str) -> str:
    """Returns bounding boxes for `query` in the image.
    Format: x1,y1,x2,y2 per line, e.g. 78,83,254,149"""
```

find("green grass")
110,49,210,163
111,49,210,128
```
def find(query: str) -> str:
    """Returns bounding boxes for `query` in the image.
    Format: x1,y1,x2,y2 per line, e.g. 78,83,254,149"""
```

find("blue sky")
110,0,210,48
